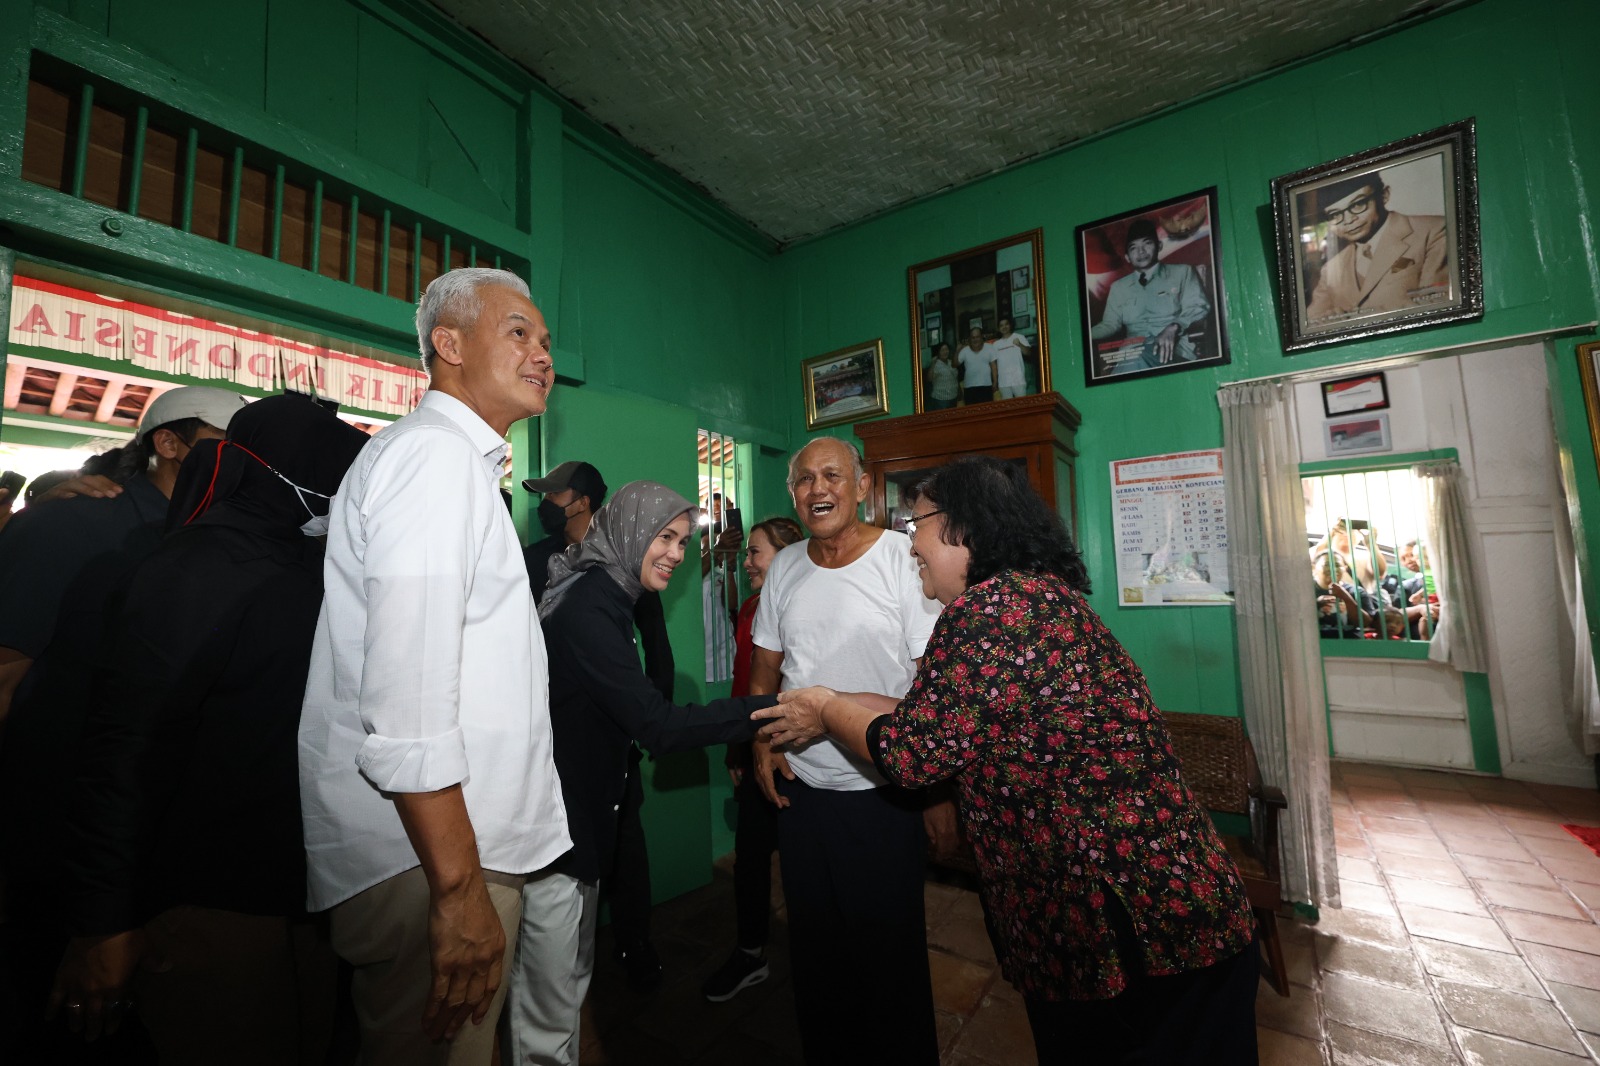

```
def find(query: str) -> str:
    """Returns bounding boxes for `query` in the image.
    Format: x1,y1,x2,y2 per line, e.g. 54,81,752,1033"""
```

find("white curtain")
1218,382,1339,910
1413,461,1489,674
1548,443,1600,755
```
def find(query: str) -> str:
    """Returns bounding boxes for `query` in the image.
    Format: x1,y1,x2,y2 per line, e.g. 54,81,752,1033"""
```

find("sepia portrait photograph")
1272,120,1482,352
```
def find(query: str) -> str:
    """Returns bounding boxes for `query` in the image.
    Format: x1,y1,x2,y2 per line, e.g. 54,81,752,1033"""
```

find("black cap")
522,460,607,507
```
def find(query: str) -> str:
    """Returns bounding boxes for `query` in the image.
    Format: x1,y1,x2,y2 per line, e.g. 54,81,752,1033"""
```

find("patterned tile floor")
578,763,1600,1065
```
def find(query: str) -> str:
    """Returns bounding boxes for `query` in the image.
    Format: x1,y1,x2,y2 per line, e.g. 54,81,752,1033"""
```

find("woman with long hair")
756,457,1258,1064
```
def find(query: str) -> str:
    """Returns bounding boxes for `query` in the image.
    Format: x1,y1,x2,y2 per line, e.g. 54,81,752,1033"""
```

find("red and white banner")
8,277,427,416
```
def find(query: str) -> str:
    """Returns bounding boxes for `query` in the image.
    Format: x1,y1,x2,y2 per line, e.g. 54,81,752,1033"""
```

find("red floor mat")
1561,824,1600,858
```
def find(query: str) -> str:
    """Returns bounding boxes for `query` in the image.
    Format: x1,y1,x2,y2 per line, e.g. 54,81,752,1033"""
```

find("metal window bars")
21,64,515,304
1303,468,1437,644
699,429,742,683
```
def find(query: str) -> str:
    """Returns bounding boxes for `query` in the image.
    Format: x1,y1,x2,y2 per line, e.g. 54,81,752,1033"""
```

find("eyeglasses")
905,509,944,536
1323,194,1376,225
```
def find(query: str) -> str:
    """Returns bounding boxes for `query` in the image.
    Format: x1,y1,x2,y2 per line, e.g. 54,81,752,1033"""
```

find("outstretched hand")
753,686,838,748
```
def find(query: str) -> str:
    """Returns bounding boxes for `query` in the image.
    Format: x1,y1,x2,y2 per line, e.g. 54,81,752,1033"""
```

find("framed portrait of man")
1271,119,1482,353
906,229,1050,413
1076,188,1231,386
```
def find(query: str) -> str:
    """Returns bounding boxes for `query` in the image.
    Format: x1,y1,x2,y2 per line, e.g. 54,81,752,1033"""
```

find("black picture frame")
1076,188,1231,386
1320,371,1391,417
1270,119,1482,353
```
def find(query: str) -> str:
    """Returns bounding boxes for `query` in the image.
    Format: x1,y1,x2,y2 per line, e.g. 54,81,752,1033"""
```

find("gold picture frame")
802,338,889,431
907,229,1051,412
1580,341,1600,472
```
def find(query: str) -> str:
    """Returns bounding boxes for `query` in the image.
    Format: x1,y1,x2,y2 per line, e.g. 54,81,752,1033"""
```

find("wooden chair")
1163,711,1291,997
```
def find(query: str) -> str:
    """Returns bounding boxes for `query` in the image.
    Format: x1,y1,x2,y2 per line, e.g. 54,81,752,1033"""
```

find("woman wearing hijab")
50,394,370,1062
506,481,776,1066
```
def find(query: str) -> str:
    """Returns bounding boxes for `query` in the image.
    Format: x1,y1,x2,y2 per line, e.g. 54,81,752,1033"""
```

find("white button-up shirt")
299,390,570,911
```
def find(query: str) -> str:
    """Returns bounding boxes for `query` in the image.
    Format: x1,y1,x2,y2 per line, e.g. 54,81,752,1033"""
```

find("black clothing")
732,761,780,948
541,568,772,883
62,396,370,935
524,532,567,603
62,525,326,934
1021,943,1259,1064
775,775,938,1066
0,475,167,658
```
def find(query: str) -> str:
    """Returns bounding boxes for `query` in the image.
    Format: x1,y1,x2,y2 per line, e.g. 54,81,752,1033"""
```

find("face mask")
275,473,334,537
538,497,572,536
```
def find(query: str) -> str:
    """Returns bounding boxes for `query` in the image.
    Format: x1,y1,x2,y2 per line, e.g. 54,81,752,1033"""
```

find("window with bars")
699,429,744,684
20,58,520,303
1303,467,1438,646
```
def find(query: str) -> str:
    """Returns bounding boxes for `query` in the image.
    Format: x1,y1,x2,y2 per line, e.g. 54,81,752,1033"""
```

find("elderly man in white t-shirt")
750,437,945,1065
956,326,998,406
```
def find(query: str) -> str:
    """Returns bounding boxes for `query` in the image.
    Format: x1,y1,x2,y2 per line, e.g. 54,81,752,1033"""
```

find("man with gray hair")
749,435,946,1064
299,267,570,1064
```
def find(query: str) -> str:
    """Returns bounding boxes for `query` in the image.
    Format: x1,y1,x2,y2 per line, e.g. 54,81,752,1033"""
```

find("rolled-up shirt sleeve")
351,429,483,792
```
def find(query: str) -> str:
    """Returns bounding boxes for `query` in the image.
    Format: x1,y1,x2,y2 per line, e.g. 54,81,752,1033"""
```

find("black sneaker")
702,948,769,1002
615,940,663,991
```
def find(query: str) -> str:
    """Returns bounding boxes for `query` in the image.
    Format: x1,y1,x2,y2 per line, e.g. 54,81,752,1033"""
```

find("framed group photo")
1075,188,1231,386
1271,119,1483,353
907,229,1051,413
801,338,889,430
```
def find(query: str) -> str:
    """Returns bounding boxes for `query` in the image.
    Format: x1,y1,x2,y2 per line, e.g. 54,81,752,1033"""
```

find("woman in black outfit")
507,481,774,1060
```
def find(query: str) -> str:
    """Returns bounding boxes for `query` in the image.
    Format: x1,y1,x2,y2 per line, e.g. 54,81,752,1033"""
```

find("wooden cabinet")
853,392,1081,534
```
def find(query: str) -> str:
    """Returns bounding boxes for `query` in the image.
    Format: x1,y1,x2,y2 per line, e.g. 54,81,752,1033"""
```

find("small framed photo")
1271,119,1482,352
908,229,1050,412
1321,371,1390,417
1324,413,1392,457
802,339,889,431
924,312,942,334
1076,188,1231,386
1579,342,1600,473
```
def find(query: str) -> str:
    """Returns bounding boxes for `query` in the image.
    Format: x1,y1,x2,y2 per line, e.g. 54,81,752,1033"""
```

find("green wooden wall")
3,0,1598,901
774,0,1600,723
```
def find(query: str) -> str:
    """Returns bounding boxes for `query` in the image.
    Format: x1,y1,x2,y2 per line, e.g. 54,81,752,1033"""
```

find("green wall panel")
107,0,269,105
777,0,1600,720
264,0,358,149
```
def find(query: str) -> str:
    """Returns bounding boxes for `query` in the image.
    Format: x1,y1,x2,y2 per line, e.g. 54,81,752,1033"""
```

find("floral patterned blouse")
869,570,1254,1001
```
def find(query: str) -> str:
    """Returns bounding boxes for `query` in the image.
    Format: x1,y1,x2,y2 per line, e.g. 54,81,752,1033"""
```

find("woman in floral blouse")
756,457,1258,1064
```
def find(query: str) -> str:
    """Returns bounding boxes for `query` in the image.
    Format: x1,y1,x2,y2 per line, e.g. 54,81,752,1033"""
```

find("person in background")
923,342,960,410
1308,517,1386,589
0,387,246,1062
50,394,369,1061
0,386,246,727
299,267,571,1064
756,457,1258,1065
749,436,947,1065
523,459,672,990
991,316,1033,399
702,515,805,1003
509,481,776,1064
957,326,997,406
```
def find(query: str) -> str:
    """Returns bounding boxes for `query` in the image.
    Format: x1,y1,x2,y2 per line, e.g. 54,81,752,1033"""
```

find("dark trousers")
1024,943,1259,1065
776,777,938,1066
605,747,652,951
962,385,991,406
732,766,779,948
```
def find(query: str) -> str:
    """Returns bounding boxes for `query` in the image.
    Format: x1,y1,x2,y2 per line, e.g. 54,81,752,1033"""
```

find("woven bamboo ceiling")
433,0,1438,245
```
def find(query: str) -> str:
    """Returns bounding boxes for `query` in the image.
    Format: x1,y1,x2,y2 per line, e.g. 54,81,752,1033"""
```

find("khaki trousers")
330,866,524,1066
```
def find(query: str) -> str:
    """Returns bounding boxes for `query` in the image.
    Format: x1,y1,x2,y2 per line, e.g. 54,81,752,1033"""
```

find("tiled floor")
578,762,1600,1064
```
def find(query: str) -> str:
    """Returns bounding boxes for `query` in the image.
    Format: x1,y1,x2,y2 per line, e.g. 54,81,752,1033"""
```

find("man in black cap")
522,461,608,603
521,460,673,990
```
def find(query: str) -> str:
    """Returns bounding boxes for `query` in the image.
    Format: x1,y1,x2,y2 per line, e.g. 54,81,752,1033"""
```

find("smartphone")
724,506,743,535
0,470,24,502
1346,518,1370,531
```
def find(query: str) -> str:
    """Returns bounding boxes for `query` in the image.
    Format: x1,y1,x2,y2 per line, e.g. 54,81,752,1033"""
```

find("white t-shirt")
751,530,941,790
991,333,1031,389
958,343,997,387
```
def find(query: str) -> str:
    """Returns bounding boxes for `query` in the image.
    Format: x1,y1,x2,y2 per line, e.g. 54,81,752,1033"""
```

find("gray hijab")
539,480,698,619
